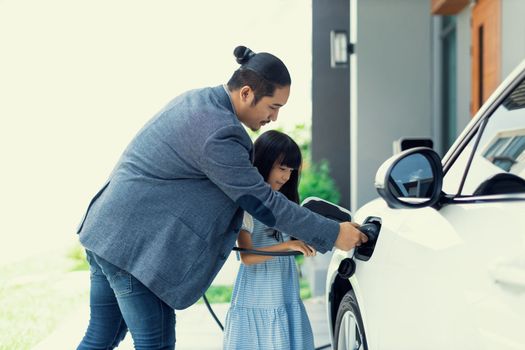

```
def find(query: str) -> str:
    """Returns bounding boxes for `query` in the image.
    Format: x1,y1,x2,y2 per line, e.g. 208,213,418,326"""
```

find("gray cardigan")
77,85,339,309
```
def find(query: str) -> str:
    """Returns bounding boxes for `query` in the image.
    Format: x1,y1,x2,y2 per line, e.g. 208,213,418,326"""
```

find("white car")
324,59,525,350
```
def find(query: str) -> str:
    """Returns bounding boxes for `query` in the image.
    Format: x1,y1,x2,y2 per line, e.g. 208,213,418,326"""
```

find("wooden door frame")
471,0,501,116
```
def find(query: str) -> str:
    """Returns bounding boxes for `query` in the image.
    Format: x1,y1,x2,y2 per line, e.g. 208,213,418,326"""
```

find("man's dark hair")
227,46,291,105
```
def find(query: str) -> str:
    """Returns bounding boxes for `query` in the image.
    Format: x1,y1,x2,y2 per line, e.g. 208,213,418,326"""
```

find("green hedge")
299,159,340,204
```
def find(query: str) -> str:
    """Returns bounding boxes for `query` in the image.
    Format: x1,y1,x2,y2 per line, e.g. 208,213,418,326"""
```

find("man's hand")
334,222,369,251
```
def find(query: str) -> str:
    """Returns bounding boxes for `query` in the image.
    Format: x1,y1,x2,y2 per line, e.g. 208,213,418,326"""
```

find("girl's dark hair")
254,130,302,204
227,46,291,105
254,130,302,241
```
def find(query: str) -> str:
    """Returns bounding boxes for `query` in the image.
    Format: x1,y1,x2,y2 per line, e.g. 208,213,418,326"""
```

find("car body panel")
350,197,525,349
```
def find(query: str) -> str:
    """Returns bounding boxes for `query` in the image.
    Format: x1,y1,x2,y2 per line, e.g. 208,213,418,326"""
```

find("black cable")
202,293,224,331
232,247,302,256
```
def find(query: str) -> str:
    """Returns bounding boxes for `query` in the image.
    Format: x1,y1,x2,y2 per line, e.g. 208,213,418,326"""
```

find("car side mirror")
375,147,443,209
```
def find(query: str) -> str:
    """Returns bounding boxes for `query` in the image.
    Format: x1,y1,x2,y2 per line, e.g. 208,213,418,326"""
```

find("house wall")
312,0,351,208
351,0,434,210
501,0,525,77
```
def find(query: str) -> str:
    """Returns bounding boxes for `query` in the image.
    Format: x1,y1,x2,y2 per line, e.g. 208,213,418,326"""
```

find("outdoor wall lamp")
330,30,352,68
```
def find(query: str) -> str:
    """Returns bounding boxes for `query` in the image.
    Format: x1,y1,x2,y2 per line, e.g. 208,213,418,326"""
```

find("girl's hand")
286,240,317,257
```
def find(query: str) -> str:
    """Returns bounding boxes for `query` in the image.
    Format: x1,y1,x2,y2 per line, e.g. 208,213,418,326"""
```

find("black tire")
333,290,368,350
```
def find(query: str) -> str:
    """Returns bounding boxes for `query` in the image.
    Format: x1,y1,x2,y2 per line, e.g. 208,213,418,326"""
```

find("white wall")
351,0,433,211
502,0,525,77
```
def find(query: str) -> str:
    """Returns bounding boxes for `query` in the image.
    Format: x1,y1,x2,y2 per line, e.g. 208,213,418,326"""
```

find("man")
76,45,367,349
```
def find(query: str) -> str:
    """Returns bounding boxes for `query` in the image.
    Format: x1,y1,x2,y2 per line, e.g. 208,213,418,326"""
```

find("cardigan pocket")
153,215,209,286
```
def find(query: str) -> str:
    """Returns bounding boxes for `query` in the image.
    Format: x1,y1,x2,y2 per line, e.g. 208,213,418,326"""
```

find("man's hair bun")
233,46,256,64
229,45,291,87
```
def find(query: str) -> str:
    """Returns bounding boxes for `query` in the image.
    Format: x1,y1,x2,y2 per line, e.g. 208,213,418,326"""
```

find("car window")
443,78,525,196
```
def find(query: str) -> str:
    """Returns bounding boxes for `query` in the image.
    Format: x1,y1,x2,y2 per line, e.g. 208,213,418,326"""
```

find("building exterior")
312,0,525,211
306,0,525,296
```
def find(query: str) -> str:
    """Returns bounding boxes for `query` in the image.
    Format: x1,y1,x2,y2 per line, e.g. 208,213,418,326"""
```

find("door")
471,0,501,116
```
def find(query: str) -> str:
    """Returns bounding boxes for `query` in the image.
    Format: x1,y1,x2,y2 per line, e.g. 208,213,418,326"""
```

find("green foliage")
294,254,304,268
0,254,88,350
295,254,312,299
198,285,233,304
0,244,93,348
299,160,341,204
299,278,312,300
67,243,89,271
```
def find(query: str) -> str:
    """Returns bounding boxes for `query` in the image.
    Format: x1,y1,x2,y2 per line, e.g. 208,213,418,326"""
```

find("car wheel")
333,290,367,350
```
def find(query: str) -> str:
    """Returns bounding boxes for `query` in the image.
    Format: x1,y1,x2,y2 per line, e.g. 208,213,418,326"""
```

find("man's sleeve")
199,125,339,253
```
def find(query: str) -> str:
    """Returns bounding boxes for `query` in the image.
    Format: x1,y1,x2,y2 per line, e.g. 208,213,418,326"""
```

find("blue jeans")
77,250,176,350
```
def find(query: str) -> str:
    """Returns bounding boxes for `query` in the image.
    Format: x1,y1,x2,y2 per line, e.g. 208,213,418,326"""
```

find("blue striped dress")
222,215,315,350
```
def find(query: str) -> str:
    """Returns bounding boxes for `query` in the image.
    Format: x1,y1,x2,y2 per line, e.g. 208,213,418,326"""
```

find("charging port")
354,216,382,261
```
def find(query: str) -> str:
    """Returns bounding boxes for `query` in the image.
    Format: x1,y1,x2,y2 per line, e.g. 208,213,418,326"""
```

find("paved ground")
34,297,331,350
33,255,332,349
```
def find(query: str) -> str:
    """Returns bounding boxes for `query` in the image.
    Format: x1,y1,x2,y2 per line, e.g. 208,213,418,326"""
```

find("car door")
437,74,525,348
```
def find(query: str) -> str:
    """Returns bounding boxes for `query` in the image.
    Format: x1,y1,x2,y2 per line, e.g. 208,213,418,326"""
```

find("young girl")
223,130,317,350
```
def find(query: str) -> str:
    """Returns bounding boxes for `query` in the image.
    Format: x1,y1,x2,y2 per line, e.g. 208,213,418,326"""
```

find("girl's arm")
237,230,316,265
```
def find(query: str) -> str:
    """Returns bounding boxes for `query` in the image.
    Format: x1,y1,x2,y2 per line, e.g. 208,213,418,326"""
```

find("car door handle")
488,257,525,291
